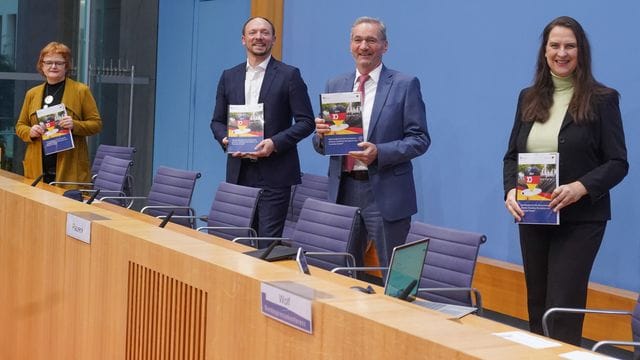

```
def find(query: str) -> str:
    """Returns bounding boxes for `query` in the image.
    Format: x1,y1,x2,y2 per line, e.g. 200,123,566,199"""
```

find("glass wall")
0,0,157,197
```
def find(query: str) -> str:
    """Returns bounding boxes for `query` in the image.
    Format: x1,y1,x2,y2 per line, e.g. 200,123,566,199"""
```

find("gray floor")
482,309,634,359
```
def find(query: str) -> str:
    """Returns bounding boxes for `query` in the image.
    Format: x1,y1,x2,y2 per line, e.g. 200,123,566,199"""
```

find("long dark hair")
521,16,614,124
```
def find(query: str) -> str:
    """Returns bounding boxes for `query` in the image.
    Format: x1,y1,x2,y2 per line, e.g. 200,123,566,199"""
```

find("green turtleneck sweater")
526,73,574,152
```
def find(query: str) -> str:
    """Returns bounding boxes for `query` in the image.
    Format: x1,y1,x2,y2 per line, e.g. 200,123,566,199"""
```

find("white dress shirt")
245,56,271,105
351,63,383,170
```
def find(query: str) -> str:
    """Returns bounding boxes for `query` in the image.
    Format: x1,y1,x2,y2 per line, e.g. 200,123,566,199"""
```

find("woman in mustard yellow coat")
15,42,102,186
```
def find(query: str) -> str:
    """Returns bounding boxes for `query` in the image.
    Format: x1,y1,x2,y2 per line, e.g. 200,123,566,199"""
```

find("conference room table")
0,170,600,359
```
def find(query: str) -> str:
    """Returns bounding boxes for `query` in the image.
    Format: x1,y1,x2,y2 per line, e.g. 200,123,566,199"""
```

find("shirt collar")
246,56,271,72
355,63,383,85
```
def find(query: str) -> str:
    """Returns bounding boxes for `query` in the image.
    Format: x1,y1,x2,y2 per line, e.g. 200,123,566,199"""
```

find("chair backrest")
145,166,201,227
93,155,133,206
283,173,329,238
633,295,640,358
205,182,262,239
92,144,136,177
92,144,136,195
291,198,360,271
407,221,487,307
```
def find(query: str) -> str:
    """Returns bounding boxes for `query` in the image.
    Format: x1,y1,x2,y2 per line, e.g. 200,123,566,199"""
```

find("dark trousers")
237,160,291,243
519,221,606,345
338,176,411,268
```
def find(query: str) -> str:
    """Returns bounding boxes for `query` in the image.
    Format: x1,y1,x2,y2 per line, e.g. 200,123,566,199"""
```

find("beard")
247,42,273,57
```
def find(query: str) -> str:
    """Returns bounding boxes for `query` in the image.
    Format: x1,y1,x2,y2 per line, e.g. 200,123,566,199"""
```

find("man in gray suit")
313,17,430,267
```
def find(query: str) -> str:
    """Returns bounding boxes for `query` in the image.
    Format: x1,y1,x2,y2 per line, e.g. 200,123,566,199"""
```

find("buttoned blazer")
210,58,315,187
503,88,628,222
313,66,430,221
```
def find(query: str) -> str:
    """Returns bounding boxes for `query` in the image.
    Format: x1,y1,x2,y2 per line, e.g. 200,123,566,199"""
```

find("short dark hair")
242,16,276,37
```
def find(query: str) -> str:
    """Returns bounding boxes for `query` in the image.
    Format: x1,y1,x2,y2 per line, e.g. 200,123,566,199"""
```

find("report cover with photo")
36,103,75,156
227,103,264,153
319,92,363,155
516,152,559,225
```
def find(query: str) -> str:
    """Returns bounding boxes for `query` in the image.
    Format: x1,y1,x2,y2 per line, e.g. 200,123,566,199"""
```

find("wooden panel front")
126,262,207,360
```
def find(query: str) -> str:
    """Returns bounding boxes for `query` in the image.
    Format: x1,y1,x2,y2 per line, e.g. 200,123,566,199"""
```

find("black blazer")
503,88,628,222
210,58,315,187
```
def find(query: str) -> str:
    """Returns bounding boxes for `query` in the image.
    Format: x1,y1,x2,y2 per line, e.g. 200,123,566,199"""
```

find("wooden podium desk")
0,172,587,359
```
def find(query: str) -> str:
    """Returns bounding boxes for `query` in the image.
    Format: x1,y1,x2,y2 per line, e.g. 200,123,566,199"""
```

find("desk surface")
0,171,590,359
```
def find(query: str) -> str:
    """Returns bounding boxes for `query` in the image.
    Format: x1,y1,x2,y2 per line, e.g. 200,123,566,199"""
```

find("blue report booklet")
226,103,264,153
319,92,363,155
37,103,75,156
516,152,559,225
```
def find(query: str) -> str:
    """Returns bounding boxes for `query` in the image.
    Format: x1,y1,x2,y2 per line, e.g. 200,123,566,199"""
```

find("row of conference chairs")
57,145,639,356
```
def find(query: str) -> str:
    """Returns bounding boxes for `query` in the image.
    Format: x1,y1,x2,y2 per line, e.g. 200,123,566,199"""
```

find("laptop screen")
384,238,429,300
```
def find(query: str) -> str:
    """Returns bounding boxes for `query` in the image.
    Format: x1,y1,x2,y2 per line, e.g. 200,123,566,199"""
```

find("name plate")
260,282,313,334
66,212,109,244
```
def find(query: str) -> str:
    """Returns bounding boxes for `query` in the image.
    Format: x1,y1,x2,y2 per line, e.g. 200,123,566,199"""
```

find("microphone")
85,189,101,204
397,279,418,301
259,240,280,260
31,174,45,187
158,210,175,228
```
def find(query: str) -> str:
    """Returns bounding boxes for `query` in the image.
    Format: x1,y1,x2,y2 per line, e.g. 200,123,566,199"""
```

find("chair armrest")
417,287,483,315
592,340,640,353
542,307,632,337
49,181,93,186
99,196,147,209
331,265,387,278
231,237,291,248
140,205,195,214
196,226,257,238
305,252,356,269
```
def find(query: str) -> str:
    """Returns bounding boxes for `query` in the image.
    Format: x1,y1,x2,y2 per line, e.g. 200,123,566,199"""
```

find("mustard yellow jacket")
15,78,102,186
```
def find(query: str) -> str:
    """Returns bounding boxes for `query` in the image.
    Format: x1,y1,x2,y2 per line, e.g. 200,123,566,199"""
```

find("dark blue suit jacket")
313,66,430,221
211,58,315,187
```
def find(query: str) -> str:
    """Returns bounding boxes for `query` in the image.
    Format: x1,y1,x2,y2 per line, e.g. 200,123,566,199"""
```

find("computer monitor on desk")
384,238,429,300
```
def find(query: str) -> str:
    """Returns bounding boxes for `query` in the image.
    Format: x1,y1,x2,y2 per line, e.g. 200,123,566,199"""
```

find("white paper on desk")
559,350,615,360
493,331,562,349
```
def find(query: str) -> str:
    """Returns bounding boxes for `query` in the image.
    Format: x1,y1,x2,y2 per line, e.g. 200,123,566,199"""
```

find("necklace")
43,81,64,108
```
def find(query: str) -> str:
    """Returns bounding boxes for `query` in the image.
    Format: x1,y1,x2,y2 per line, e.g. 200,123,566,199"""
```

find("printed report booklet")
227,103,264,153
516,152,559,225
36,103,75,156
319,92,363,155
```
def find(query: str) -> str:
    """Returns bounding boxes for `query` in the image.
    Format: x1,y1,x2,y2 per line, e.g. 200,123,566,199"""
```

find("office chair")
91,144,136,195
543,294,640,358
50,155,133,206
233,198,360,270
283,172,329,238
195,182,262,240
332,221,487,312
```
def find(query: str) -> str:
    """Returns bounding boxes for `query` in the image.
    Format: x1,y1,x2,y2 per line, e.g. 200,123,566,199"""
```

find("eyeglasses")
43,61,66,67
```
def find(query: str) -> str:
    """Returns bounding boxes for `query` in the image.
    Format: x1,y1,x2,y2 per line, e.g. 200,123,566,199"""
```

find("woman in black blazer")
503,16,628,345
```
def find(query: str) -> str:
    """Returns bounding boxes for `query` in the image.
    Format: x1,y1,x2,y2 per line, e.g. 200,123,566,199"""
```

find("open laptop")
384,238,477,319
384,238,430,300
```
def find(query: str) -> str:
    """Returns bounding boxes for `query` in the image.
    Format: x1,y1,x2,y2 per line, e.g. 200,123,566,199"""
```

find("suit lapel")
228,63,246,104
559,111,574,132
258,58,278,104
368,66,393,138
